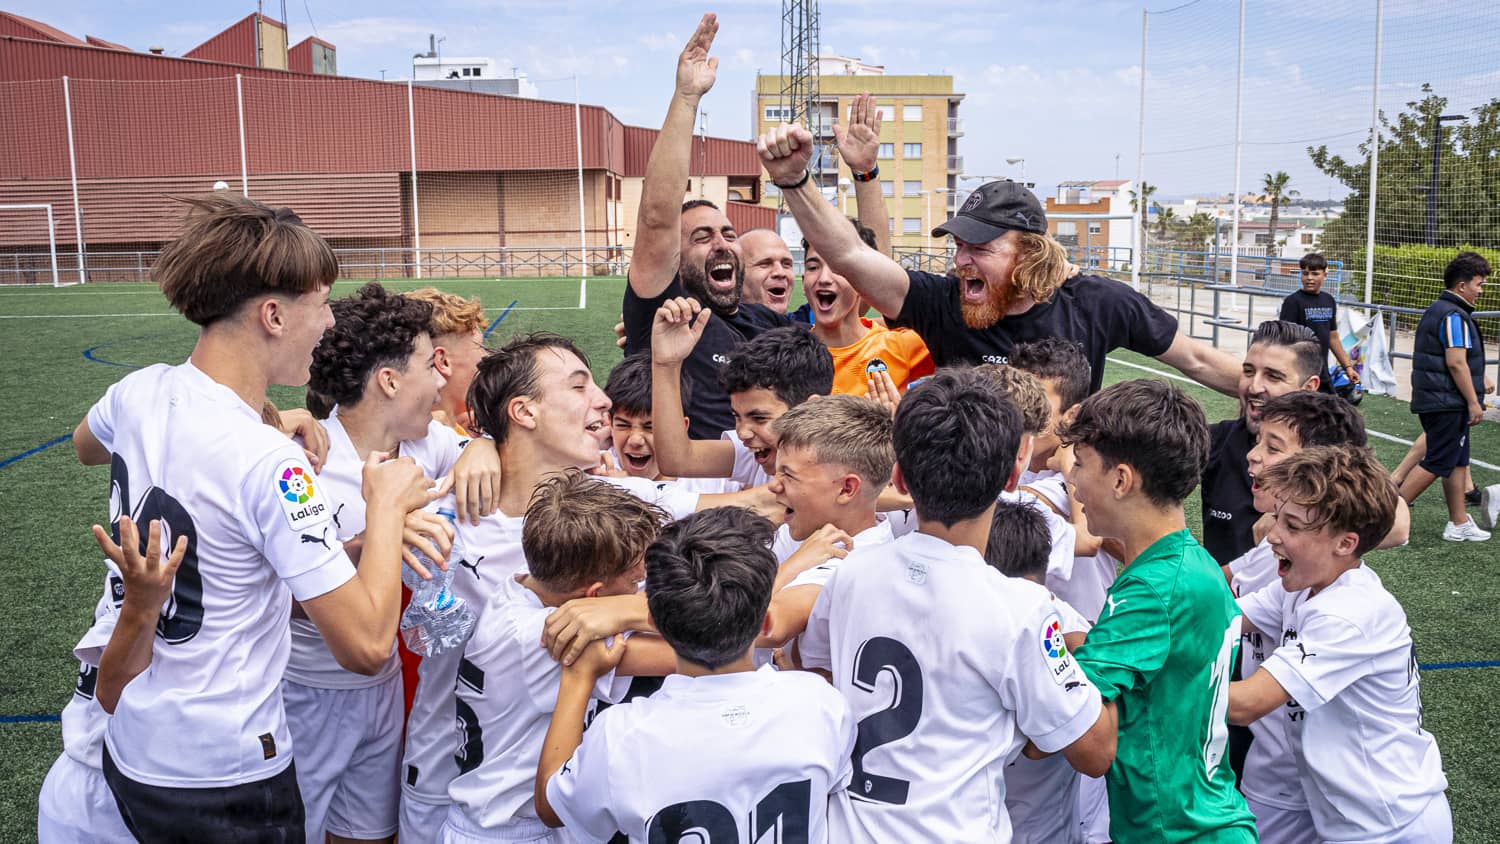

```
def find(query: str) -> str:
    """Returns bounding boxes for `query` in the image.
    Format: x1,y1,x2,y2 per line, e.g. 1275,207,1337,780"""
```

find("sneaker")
1443,519,1492,542
1466,488,1483,506
1480,484,1500,531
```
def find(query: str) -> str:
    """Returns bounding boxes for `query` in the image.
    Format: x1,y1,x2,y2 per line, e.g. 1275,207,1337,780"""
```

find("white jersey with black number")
799,532,1104,843
89,362,356,788
547,665,856,843
285,412,463,690
402,503,527,805
445,575,631,834
1238,565,1447,840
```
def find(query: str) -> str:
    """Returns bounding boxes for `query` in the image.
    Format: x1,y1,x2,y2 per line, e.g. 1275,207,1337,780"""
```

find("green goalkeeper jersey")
1076,530,1257,843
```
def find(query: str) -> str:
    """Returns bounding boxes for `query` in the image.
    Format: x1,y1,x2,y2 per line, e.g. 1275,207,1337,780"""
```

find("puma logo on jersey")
1105,595,1125,616
457,555,484,580
1296,643,1317,663
330,502,346,531
300,527,331,549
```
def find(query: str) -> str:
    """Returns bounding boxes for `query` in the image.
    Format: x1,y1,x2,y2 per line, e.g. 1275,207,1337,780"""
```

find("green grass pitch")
1,277,1496,840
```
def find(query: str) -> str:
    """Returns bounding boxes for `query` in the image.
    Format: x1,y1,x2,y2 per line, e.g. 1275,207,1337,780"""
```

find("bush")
1344,243,1500,313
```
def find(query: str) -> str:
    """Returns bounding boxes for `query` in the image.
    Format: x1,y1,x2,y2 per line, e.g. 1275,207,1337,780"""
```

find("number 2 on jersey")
849,636,924,805
1203,620,1238,776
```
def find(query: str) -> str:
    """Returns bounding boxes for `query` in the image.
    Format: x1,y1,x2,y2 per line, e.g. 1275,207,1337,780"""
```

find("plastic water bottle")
400,508,476,656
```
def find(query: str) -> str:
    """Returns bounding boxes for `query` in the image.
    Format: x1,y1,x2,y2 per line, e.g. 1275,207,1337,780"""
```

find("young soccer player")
1230,446,1451,843
986,499,1093,844
651,297,834,488
283,283,461,844
536,506,858,842
1279,253,1358,395
403,287,489,436
799,368,1117,842
802,219,933,396
71,195,437,841
439,472,678,842
1060,379,1257,843
602,352,738,493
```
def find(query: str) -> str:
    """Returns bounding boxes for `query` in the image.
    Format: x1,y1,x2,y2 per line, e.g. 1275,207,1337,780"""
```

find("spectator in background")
1400,251,1494,542
1279,253,1358,395
737,229,796,315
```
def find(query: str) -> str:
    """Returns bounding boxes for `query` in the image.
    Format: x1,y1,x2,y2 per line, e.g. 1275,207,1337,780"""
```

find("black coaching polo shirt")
1201,416,1258,565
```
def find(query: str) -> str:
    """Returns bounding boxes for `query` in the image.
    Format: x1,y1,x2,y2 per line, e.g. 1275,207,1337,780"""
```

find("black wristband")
774,170,811,191
851,164,879,183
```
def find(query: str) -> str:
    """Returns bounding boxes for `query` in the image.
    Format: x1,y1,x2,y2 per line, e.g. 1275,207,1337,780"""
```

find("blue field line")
83,342,144,370
0,433,73,470
484,299,519,338
1421,660,1500,671
0,713,61,724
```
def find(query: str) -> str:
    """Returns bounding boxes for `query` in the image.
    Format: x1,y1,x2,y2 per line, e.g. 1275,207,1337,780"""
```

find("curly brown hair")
307,283,434,409
522,470,668,590
1255,445,1397,557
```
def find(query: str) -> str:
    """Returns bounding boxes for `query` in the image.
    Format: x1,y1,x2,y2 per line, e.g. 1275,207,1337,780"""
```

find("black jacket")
1410,290,1485,414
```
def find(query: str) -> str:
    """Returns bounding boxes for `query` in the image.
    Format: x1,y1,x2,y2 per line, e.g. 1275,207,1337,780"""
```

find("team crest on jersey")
1040,614,1076,685
274,458,329,531
865,357,889,375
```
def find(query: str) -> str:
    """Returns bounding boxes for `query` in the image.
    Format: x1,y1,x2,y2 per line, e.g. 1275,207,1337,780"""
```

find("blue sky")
14,1,1500,204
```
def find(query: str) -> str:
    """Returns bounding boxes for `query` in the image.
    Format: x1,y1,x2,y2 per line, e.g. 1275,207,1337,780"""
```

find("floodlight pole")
1229,0,1245,293
1133,10,1147,292
62,76,87,284
408,79,422,279
1363,0,1382,304
575,74,588,307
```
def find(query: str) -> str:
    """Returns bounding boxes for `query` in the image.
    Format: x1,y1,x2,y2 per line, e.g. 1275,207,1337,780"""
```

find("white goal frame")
0,204,63,287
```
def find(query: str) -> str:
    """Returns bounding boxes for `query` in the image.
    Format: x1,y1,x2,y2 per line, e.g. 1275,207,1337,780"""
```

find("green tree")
1260,171,1300,256
1154,203,1177,240
1308,84,1500,269
1129,182,1156,237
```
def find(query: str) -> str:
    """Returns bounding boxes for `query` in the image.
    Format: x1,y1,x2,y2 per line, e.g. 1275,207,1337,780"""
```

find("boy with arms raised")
799,369,1117,842
536,506,857,843
1230,447,1451,842
440,472,679,842
1059,379,1257,843
603,352,738,494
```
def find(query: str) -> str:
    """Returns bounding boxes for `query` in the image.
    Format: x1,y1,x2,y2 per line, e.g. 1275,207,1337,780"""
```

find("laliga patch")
274,458,329,531
1040,613,1077,686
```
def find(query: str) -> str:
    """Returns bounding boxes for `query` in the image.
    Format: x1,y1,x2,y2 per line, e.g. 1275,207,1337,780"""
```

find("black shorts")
102,745,305,843
1419,411,1471,477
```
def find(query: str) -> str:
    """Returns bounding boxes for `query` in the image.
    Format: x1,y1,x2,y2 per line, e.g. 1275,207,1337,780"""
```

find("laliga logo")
1042,619,1067,659
279,466,315,504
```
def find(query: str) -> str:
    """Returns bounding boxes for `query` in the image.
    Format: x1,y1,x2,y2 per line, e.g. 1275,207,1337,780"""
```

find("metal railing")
946,155,964,172
947,117,964,135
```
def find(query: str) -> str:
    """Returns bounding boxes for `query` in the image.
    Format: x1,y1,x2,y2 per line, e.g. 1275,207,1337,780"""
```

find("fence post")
236,74,249,196
62,76,87,284
1363,0,1384,305
408,79,422,279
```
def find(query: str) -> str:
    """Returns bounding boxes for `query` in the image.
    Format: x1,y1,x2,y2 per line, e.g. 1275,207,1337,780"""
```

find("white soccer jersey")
1004,594,1092,844
785,522,895,589
722,429,771,488
1051,548,1119,623
1238,565,1447,840
402,504,527,805
602,474,701,521
285,412,463,689
547,665,856,843
445,574,631,834
89,362,355,787
799,532,1103,843
1000,487,1077,582
1228,538,1279,599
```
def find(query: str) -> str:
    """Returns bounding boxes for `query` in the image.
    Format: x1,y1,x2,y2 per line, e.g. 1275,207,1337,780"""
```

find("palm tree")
1154,204,1178,240
1261,171,1301,256
1129,181,1157,238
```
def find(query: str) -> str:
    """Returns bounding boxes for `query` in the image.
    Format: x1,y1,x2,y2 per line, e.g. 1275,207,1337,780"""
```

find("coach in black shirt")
621,18,790,439
754,126,1241,398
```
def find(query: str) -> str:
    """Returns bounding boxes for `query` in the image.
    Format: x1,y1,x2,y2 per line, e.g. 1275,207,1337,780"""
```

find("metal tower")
779,0,822,187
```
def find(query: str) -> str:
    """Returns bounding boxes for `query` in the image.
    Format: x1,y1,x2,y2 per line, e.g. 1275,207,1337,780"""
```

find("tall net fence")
0,74,618,285
1140,0,1500,316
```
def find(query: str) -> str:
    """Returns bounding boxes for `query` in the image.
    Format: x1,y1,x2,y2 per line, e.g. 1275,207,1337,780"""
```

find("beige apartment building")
754,57,963,251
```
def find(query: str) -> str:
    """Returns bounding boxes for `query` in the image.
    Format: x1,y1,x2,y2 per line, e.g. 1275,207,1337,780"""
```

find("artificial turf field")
1,276,1497,841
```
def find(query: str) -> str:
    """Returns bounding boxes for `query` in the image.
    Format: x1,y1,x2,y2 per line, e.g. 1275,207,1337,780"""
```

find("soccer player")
72,194,437,841
1231,446,1452,842
800,368,1117,842
1278,253,1358,395
536,506,857,842
1060,379,1257,843
602,353,737,493
985,499,1093,844
440,472,678,842
284,283,463,844
650,297,834,489
403,287,489,436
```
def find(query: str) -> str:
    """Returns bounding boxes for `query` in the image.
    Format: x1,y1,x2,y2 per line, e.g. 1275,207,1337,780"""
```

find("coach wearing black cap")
755,123,1241,396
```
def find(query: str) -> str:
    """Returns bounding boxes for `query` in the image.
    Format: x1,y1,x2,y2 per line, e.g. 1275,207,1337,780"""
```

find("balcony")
809,116,838,136
946,154,964,173
947,117,964,136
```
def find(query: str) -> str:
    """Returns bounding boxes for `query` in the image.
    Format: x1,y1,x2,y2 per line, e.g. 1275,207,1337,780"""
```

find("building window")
764,105,792,122
903,180,922,197
880,181,894,198
876,105,895,121
461,67,471,77
471,67,482,76
903,217,922,234
1088,222,1103,234
903,105,923,121
1301,233,1315,245
878,143,895,159
903,143,922,158
1254,233,1272,245
888,219,896,234
1056,221,1078,246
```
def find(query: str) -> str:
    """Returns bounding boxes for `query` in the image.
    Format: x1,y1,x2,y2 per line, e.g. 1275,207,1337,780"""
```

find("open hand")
279,408,329,473
651,297,711,366
833,93,882,174
563,635,628,683
676,14,720,98
92,517,187,616
866,369,902,416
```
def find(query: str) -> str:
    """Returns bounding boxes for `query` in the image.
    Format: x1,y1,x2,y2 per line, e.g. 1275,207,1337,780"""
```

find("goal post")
0,204,63,287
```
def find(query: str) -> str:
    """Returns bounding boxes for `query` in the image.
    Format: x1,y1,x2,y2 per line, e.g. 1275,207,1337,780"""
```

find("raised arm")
650,297,737,477
629,14,721,300
835,93,891,256
758,123,910,318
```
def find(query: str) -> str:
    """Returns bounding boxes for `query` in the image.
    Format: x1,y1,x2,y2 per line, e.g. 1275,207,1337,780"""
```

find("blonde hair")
403,288,486,337
1009,230,1071,306
771,395,894,493
974,364,1051,435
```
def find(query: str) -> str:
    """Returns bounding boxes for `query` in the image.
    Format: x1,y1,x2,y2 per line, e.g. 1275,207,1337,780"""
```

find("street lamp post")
1425,113,1467,246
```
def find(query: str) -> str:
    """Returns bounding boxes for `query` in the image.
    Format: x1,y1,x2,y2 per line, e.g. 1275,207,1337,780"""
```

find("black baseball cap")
932,179,1047,242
